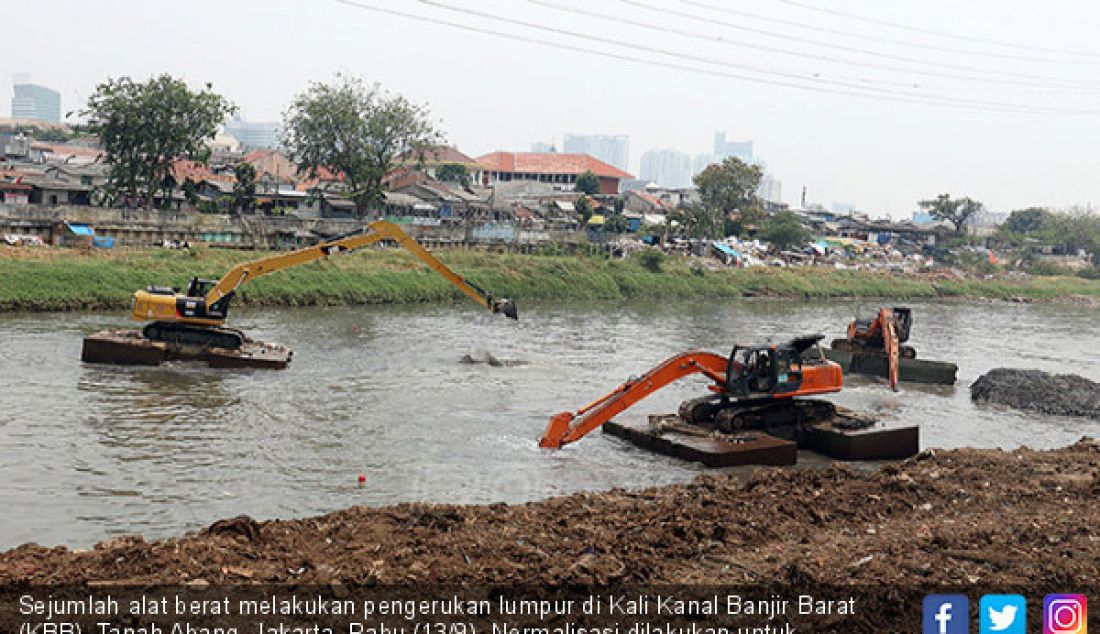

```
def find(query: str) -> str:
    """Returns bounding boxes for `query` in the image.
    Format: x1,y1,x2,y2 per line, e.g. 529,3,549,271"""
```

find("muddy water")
1,299,1097,548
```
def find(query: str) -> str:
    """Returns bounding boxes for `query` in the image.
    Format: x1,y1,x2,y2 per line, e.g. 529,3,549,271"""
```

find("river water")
1,299,1097,548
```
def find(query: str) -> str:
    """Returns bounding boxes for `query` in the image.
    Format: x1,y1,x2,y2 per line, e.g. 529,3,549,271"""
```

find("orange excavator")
540,335,844,449
830,307,913,391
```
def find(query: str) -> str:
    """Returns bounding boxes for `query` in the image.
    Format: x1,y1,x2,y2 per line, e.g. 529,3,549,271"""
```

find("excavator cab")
892,306,912,343
185,277,219,298
726,335,823,399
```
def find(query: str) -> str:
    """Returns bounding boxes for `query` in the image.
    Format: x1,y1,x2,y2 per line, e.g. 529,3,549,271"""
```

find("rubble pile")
971,368,1100,418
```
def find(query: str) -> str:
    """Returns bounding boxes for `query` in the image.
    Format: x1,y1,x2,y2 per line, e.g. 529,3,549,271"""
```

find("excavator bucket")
497,298,519,320
540,412,575,449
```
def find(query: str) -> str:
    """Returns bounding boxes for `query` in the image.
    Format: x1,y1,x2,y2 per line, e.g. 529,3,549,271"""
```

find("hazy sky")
6,0,1100,216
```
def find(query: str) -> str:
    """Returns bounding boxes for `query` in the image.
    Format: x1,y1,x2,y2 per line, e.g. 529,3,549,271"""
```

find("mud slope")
1,441,1098,587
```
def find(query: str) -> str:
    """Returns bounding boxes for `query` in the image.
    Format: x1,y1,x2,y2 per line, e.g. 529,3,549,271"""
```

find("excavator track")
714,398,837,434
143,321,246,350
679,393,841,434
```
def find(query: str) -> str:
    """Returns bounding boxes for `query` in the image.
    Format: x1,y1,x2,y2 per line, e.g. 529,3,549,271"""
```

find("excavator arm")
202,219,516,318
882,308,900,391
539,351,731,449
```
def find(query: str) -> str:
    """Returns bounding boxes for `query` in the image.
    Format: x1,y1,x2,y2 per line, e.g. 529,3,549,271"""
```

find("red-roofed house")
476,152,633,195
242,149,299,189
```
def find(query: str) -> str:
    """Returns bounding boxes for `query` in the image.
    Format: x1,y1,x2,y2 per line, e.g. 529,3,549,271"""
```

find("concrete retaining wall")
0,204,591,250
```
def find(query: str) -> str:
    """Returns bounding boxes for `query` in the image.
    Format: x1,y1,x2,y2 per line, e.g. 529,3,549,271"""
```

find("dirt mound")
2,440,1099,591
971,368,1100,418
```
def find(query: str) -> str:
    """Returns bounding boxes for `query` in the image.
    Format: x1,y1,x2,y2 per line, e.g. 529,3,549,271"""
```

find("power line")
620,0,1100,87
528,0,1100,93
952,0,1100,31
331,0,1100,115
521,0,922,91
774,0,1100,59
413,0,1097,110
678,0,1099,65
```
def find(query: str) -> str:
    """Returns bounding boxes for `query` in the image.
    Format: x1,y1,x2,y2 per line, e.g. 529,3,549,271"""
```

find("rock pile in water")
971,368,1100,418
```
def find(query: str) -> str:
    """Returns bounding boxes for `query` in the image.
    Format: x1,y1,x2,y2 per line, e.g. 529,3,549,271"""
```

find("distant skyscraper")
640,149,693,188
713,131,753,163
11,76,61,123
530,141,556,153
224,114,281,150
562,134,629,172
758,176,783,203
692,153,714,177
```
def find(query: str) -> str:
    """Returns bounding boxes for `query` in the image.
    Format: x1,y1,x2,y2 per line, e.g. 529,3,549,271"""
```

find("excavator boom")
539,351,731,449
204,220,515,316
131,220,517,328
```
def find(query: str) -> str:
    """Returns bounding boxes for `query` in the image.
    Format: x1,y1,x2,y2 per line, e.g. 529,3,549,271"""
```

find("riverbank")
1,439,1095,590
1,245,1097,311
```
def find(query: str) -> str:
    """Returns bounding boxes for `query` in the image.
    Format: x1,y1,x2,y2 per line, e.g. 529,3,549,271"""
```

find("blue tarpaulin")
92,236,115,248
711,241,740,260
66,222,94,236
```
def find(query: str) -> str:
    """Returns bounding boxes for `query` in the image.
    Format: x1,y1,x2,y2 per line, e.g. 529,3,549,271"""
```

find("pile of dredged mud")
971,368,1100,418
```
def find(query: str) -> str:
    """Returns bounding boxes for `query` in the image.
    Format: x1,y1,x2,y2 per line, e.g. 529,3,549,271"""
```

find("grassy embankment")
0,245,1097,312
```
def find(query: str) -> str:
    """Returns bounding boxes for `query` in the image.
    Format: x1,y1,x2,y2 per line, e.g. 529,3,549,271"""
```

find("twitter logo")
981,595,1026,634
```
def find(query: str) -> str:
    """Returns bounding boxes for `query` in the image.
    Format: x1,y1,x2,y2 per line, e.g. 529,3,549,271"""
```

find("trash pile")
971,368,1100,418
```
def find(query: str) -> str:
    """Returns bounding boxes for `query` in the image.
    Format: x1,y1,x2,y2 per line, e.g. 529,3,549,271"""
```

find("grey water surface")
0,298,1096,548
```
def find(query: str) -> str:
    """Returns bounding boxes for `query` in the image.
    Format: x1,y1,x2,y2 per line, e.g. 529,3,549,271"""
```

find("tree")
181,179,199,208
232,162,257,214
605,208,628,233
575,195,594,223
918,193,983,235
1003,207,1050,235
693,157,764,238
759,211,811,251
282,75,445,216
80,74,235,209
435,163,471,187
668,204,720,239
575,170,601,196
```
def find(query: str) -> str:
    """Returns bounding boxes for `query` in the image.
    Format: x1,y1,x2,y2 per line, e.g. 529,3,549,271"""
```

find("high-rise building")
530,141,556,153
11,76,61,123
758,176,783,203
639,148,693,189
224,114,281,150
562,134,629,172
713,131,753,163
692,153,714,177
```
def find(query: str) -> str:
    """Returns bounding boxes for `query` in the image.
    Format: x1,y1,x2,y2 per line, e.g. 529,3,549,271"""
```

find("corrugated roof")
419,145,479,166
476,152,633,179
383,191,425,207
629,189,669,210
172,159,235,185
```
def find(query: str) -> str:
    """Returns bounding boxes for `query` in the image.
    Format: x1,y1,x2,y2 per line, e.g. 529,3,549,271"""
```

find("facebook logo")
924,595,970,634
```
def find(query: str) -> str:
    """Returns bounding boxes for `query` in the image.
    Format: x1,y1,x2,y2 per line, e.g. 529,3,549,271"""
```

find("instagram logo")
1045,595,1087,634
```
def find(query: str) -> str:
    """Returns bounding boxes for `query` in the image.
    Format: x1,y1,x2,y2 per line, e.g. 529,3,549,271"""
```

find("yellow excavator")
130,220,517,349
